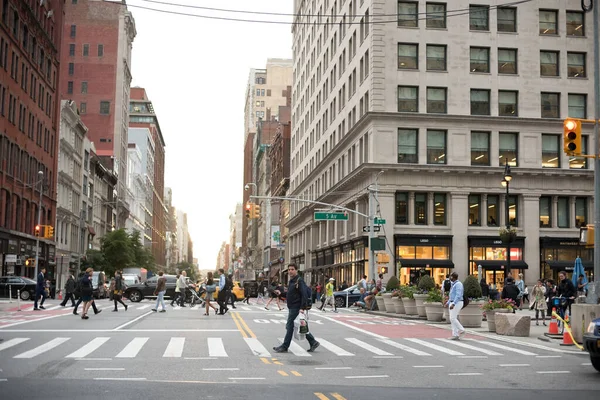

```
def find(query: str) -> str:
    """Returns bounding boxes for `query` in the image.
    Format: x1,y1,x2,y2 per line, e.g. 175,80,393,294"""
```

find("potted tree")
383,276,399,313
458,275,484,328
499,226,517,244
374,291,385,312
401,285,417,315
390,289,404,314
424,288,444,322
481,298,515,332
415,275,435,317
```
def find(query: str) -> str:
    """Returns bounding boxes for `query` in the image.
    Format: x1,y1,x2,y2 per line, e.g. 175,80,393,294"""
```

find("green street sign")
374,218,386,224
314,212,348,221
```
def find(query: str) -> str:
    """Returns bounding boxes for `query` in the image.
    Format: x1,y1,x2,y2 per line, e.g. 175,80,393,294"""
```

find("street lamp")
501,160,513,273
34,170,44,279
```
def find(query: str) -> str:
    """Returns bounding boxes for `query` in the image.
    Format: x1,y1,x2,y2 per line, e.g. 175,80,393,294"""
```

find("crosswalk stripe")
66,337,111,358
137,305,150,310
241,307,251,311
470,340,538,356
317,339,354,356
405,338,464,356
377,339,431,356
46,305,62,310
163,338,185,357
116,337,149,358
0,338,30,352
14,337,70,359
208,338,228,357
244,337,271,357
437,339,503,355
283,339,311,357
346,338,393,356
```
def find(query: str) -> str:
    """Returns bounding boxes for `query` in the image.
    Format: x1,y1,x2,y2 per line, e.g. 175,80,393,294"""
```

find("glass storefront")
469,236,527,290
395,235,453,287
540,237,594,282
309,239,367,288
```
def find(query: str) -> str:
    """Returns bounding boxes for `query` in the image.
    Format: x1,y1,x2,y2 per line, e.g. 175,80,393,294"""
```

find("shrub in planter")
424,288,444,322
399,285,415,300
386,275,400,291
459,275,484,328
426,288,443,303
463,275,482,299
417,275,435,293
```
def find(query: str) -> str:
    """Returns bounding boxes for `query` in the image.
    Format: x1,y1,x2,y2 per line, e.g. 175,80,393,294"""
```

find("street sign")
314,212,348,221
362,226,381,233
374,218,386,224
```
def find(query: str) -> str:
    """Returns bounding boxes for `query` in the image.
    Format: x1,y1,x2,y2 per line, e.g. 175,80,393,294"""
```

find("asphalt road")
0,298,598,399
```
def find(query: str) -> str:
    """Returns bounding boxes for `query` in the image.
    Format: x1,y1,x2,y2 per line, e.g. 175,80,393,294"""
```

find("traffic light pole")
34,171,43,279
593,1,600,290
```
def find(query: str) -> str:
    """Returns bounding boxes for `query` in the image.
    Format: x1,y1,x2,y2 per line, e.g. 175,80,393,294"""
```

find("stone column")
481,194,488,226
408,192,415,225
570,196,576,228
522,194,541,287
552,196,558,228
451,192,469,279
378,191,397,280
427,192,434,227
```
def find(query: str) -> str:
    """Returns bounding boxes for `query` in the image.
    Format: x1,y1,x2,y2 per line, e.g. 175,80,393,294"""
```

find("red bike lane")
0,303,72,328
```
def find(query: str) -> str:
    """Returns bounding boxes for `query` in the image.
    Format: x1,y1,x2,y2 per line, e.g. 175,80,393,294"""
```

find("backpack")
224,277,233,291
74,278,82,296
297,278,312,310
443,279,451,292
463,294,470,308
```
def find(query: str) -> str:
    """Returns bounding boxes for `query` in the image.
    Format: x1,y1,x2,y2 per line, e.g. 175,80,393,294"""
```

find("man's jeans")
60,292,76,306
282,308,316,349
34,288,46,309
449,301,465,337
155,291,166,310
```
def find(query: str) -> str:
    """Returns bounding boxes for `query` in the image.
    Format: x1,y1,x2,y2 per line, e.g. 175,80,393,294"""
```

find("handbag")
206,284,217,293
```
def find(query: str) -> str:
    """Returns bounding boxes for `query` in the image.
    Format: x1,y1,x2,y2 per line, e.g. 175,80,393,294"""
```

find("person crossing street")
33,267,47,311
60,274,76,307
444,272,465,340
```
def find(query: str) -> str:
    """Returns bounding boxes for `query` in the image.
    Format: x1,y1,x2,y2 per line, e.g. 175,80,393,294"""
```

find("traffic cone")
544,307,560,338
58,290,63,300
561,329,575,346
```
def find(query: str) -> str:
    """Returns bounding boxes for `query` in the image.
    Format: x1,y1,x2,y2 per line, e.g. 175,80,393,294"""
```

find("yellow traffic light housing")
45,226,54,239
563,118,582,155
376,253,391,263
245,203,253,219
380,266,388,274
253,203,261,219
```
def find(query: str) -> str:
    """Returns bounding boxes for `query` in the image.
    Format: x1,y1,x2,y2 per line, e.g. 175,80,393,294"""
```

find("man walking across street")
60,274,76,307
33,267,47,310
273,263,320,353
444,272,465,340
152,271,167,312
217,268,228,315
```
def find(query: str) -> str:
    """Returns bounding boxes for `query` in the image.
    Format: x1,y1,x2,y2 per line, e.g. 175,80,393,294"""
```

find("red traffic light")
245,203,252,210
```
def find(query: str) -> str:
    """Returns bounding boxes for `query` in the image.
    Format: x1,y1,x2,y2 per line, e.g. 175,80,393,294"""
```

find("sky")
127,0,294,269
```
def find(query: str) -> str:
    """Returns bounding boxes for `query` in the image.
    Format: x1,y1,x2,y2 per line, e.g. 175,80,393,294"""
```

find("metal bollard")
17,290,21,311
9,284,12,303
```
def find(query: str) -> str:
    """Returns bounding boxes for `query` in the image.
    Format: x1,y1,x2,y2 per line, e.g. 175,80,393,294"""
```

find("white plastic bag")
294,312,308,340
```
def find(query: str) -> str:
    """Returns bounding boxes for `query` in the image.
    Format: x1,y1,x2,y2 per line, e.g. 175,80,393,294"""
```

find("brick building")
0,0,65,278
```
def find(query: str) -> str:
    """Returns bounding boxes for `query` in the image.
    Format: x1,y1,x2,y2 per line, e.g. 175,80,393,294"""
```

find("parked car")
333,284,363,307
122,274,140,286
0,276,37,300
583,317,600,372
124,274,178,302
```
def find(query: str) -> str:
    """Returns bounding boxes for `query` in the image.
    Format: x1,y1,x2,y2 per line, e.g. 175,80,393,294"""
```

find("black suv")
124,275,178,302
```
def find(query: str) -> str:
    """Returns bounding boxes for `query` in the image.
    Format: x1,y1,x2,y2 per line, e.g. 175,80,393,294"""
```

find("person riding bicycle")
557,270,576,316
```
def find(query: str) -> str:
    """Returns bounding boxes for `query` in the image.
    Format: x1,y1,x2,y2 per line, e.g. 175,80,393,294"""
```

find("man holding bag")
273,264,320,353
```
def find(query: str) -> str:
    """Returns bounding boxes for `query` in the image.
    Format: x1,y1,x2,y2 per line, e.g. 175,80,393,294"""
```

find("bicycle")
551,296,574,334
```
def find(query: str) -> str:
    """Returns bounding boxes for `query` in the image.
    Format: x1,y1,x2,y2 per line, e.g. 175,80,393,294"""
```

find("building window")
568,93,587,119
471,131,490,165
540,9,558,35
498,90,518,116
566,11,585,36
80,102,86,114
426,3,446,28
426,44,446,71
470,89,490,115
69,44,75,57
427,130,446,164
81,81,88,94
470,47,490,73
398,86,418,112
415,193,427,225
469,5,489,30
398,43,418,69
542,134,560,168
398,128,418,163
70,25,76,38
576,197,587,227
68,62,74,75
426,87,447,113
497,7,516,32
498,48,517,74
557,197,569,228
499,132,518,166
434,193,446,225
508,195,518,226
539,196,551,227
570,135,588,169
395,192,408,224
100,101,110,114
468,195,481,226
83,44,89,57
98,44,104,57
540,51,559,76
487,195,499,226
398,1,418,27
541,92,560,118
567,52,586,78
67,81,73,94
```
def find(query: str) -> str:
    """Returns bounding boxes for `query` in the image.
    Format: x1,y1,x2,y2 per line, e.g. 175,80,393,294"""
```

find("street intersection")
0,298,598,399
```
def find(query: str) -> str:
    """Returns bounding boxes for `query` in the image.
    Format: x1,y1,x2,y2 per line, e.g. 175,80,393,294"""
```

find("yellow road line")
314,393,329,400
278,370,289,377
230,312,248,339
235,312,257,338
272,360,283,366
291,370,302,377
330,394,347,400
260,358,270,365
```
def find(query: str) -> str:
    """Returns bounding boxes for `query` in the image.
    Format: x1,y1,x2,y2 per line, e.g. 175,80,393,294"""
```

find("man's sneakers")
273,341,320,353
307,341,320,352
273,346,288,353
39,306,45,310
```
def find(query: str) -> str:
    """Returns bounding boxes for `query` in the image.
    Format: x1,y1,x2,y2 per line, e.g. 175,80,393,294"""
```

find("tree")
79,249,106,275
100,229,134,277
174,261,199,282
129,230,155,273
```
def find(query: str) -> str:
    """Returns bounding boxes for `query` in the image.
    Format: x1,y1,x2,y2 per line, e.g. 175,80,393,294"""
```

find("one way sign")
362,226,381,233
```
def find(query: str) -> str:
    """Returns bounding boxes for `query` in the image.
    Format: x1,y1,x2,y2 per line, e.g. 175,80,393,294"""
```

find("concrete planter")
459,300,485,328
425,302,444,322
442,306,450,324
392,296,405,314
382,293,395,313
402,297,418,315
486,308,511,332
414,293,428,317
374,295,386,312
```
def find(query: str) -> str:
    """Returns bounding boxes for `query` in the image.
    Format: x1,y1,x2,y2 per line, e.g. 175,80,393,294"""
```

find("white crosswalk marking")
405,338,464,356
437,339,503,355
377,339,431,356
345,338,393,356
244,337,270,357
137,305,150,310
116,337,149,358
46,305,62,310
14,337,70,359
0,338,30,352
283,339,311,357
66,337,111,358
317,339,354,356
469,340,538,356
163,338,185,357
241,307,251,311
208,338,228,357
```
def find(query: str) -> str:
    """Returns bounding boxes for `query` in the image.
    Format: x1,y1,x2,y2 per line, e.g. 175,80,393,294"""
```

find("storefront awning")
476,260,528,270
545,260,593,271
398,259,454,268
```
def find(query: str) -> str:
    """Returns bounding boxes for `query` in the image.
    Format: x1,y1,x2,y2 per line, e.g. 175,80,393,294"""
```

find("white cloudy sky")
127,0,293,268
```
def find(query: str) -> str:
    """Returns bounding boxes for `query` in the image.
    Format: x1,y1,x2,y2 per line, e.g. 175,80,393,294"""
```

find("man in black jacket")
501,277,521,312
60,274,76,307
33,267,47,310
557,270,576,315
273,264,320,353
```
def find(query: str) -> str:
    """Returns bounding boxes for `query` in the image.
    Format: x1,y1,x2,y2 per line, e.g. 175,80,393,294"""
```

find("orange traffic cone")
561,329,575,346
58,290,63,300
547,307,559,335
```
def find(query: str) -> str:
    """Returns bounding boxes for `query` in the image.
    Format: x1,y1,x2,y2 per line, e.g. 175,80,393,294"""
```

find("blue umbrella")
572,257,588,291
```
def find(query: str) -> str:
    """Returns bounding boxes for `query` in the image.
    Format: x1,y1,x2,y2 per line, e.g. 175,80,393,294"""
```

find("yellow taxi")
203,281,245,301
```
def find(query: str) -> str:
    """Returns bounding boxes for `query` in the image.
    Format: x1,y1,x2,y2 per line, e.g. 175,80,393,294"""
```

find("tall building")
0,0,65,278
176,209,189,264
88,149,117,250
129,87,166,269
229,203,242,275
128,127,155,249
216,241,230,272
164,187,178,269
242,59,293,274
59,0,136,228
288,0,597,288
125,142,145,234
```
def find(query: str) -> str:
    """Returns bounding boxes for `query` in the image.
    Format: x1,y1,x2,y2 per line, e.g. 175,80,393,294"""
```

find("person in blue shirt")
444,271,465,340
33,267,47,310
217,268,228,315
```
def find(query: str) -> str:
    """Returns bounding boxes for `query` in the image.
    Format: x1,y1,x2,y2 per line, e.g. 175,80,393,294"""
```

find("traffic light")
253,203,261,219
380,266,388,274
563,118,582,155
245,203,252,219
376,253,391,263
34,225,41,237
45,226,54,239
25,258,31,266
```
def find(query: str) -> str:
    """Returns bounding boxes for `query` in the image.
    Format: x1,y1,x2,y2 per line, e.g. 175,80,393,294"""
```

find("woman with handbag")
531,279,547,326
204,272,219,316
112,271,128,312
80,268,95,320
